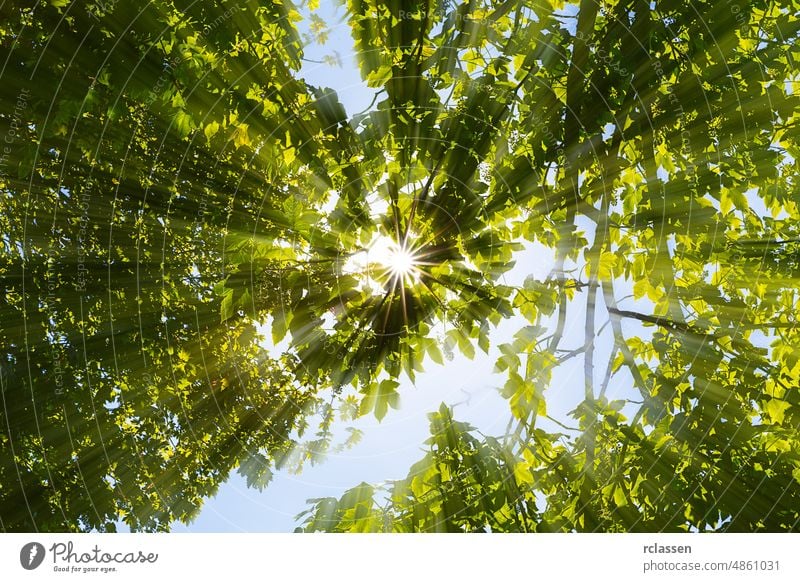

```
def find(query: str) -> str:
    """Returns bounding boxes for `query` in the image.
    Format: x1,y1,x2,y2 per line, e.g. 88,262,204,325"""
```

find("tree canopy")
1,0,800,532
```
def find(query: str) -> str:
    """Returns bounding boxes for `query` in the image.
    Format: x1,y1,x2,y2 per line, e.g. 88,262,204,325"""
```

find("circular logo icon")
20,542,45,570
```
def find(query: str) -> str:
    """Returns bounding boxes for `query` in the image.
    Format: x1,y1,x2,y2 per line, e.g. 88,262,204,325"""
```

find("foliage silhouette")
1,0,799,532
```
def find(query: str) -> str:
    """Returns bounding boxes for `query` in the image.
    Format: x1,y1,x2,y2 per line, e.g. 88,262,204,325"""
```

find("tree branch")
601,283,651,401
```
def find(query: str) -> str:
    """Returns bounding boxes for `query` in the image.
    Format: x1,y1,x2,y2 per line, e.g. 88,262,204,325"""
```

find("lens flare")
343,233,423,291
384,242,418,278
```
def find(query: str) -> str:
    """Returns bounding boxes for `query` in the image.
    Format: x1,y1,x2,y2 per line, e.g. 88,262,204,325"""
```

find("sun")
369,234,421,282
384,242,418,278
342,233,423,292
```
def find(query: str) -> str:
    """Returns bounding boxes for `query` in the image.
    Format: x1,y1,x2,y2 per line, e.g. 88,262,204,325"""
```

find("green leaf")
204,121,220,141
764,399,791,424
613,486,628,507
174,110,194,137
220,288,234,322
